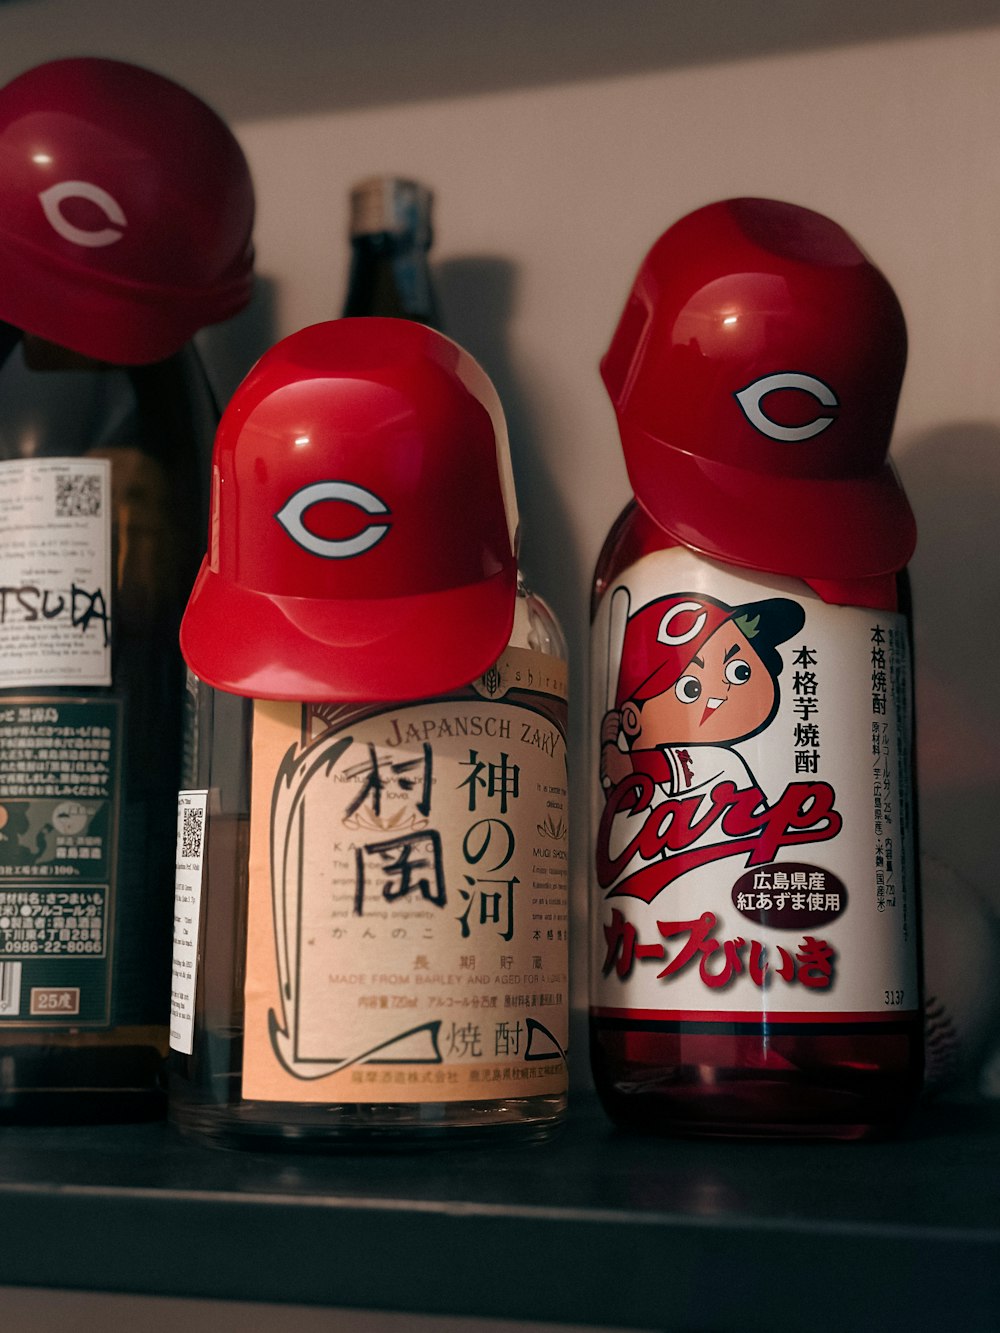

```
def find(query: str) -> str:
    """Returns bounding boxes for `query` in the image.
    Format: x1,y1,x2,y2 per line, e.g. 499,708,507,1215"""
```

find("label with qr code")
170,789,209,1054
0,458,112,687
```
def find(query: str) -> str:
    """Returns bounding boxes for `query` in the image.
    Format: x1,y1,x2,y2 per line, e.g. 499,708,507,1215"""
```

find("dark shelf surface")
0,1094,997,1330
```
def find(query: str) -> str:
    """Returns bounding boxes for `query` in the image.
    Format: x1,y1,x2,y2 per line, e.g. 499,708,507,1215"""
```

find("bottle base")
0,1026,167,1124
168,1080,566,1151
590,1018,922,1142
593,1083,904,1142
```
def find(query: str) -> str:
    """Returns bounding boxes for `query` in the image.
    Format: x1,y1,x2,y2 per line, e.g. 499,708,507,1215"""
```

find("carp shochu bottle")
168,319,569,1148
589,198,922,1140
0,57,254,1121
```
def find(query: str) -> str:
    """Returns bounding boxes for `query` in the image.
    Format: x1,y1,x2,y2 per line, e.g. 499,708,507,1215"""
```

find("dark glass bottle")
0,323,216,1121
341,176,440,327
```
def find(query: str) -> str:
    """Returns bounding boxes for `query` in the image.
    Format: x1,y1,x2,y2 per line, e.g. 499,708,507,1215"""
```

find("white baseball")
922,853,1000,1096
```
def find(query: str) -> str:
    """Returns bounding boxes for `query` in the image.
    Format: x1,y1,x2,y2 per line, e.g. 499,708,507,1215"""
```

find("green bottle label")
0,697,122,1025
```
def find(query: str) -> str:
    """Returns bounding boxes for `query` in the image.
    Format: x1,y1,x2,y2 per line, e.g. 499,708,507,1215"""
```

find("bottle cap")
349,176,433,248
180,318,519,702
601,197,915,580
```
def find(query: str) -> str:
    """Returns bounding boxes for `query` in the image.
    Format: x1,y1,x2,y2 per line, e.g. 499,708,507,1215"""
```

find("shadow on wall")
436,255,581,645
899,421,1000,914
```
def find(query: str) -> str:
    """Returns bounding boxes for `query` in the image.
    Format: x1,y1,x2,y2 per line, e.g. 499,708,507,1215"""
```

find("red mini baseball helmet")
0,57,255,364
601,197,915,580
180,318,520,702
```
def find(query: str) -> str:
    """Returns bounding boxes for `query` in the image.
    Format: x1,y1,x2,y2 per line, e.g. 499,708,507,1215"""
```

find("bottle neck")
341,232,440,328
594,498,905,615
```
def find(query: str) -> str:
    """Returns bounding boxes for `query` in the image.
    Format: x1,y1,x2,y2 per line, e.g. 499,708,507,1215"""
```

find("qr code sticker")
55,472,103,518
180,804,205,860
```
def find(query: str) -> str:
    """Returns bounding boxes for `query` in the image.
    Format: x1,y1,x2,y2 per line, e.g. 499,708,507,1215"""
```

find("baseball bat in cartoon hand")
601,586,631,788
606,586,630,712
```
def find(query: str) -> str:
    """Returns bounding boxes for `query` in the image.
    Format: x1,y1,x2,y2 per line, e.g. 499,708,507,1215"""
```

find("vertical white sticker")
0,963,22,1017
170,790,209,1055
0,458,113,688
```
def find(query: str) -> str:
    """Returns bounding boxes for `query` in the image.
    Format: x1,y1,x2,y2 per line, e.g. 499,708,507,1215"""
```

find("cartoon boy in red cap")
601,591,805,800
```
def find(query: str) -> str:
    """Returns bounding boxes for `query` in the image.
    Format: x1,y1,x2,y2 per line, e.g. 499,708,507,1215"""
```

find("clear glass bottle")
341,176,440,327
168,316,568,1149
0,324,217,1121
169,578,569,1148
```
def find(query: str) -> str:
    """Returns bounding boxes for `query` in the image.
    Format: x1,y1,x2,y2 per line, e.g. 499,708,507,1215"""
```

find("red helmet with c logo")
0,57,255,363
180,318,519,702
601,197,915,580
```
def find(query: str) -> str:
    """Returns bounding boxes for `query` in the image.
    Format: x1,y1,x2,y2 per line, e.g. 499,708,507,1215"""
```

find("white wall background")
1,0,1000,1321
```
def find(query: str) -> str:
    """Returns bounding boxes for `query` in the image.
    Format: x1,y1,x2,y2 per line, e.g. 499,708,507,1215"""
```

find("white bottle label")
591,549,918,1024
0,458,112,688
241,647,569,1104
170,789,209,1055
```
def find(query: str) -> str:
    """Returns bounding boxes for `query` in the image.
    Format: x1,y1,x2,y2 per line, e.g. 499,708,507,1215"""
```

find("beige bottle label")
242,647,569,1103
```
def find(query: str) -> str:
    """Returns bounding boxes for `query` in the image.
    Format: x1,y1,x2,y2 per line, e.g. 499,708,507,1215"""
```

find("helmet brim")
0,232,252,365
622,424,916,580
180,558,518,703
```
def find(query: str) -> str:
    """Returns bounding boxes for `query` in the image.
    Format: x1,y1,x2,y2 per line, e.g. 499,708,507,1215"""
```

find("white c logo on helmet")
39,180,127,248
276,481,391,559
735,372,839,442
657,601,707,646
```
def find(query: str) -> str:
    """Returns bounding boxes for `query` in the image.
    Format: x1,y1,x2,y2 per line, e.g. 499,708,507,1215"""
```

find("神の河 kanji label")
241,646,569,1103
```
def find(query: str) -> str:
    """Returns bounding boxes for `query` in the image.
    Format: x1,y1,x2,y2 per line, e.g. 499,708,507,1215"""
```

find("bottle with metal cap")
341,176,441,327
0,57,255,1121
168,318,569,1148
590,198,922,1140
